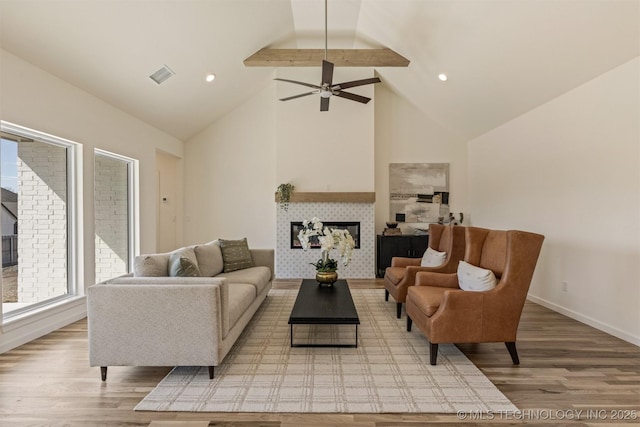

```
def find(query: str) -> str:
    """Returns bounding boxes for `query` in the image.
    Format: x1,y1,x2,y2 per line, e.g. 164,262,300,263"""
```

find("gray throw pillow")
134,253,170,277
219,238,254,272
168,248,201,277
194,240,224,276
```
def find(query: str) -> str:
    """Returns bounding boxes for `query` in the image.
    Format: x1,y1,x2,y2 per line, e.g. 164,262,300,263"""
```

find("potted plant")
297,217,355,285
277,183,294,211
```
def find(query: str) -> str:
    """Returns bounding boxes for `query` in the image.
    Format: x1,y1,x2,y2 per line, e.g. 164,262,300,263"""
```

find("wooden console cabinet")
376,234,429,278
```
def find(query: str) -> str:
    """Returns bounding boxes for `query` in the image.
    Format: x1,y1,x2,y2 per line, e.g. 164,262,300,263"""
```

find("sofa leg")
208,366,215,379
100,366,107,381
396,302,402,318
505,342,520,365
385,289,389,301
429,343,439,365
407,316,412,332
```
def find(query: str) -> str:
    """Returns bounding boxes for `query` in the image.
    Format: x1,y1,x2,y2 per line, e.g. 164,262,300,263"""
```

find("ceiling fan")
274,0,381,111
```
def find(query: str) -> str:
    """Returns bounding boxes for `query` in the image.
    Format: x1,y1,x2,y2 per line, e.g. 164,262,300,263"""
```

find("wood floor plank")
0,279,638,426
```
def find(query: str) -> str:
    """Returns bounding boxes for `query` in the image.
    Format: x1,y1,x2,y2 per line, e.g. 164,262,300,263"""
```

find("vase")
316,270,338,286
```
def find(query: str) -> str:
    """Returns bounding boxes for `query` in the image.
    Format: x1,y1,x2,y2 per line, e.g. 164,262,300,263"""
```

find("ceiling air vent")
149,65,175,85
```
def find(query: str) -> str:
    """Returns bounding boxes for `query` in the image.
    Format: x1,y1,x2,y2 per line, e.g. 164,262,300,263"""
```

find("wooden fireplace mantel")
274,192,375,203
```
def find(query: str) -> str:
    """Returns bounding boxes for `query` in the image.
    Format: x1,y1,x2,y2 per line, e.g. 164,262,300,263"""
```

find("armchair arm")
391,257,421,268
415,271,459,288
427,289,484,343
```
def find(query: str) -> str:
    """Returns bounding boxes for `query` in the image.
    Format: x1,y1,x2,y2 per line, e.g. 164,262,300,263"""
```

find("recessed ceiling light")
438,73,448,82
205,73,216,83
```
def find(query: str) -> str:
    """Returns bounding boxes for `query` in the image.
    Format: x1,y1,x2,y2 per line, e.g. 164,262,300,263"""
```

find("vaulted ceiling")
1,0,638,141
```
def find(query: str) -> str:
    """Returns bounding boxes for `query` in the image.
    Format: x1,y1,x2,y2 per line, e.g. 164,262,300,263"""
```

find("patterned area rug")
135,289,517,413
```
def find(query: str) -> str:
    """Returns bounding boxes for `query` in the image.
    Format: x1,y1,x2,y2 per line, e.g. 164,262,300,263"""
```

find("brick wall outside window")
94,155,129,283
17,142,68,303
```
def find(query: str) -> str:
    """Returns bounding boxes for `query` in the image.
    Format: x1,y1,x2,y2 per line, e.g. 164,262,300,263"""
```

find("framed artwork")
389,163,450,225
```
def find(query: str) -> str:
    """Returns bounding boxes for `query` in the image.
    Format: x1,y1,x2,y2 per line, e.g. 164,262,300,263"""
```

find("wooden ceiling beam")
244,48,410,67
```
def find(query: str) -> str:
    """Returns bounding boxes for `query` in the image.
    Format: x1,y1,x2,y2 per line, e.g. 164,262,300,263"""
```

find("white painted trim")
526,294,640,347
0,297,86,353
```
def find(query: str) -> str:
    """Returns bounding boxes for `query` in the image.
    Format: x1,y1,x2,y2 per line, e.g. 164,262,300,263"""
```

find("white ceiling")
1,0,638,141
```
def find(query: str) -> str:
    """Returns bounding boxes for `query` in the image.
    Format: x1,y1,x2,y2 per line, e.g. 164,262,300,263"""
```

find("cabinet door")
410,235,430,257
376,235,413,277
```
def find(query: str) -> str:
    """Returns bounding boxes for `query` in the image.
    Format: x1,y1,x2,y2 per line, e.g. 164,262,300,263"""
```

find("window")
1,122,78,319
94,150,137,283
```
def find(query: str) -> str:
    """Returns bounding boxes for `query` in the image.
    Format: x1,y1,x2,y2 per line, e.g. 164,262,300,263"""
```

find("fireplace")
290,221,361,249
276,202,375,279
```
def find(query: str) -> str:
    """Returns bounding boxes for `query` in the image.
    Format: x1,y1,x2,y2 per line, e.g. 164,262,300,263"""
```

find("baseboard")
0,297,87,353
526,294,640,346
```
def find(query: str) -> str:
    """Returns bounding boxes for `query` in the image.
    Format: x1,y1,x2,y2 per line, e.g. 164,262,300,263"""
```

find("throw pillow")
168,248,201,277
219,238,254,272
134,253,170,277
194,240,224,276
457,261,497,292
421,247,447,267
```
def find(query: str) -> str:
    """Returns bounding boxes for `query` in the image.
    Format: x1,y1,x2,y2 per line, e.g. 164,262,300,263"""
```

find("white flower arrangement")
298,217,356,272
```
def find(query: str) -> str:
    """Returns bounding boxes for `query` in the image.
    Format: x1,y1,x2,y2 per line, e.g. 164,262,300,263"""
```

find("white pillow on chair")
421,247,447,267
457,261,497,292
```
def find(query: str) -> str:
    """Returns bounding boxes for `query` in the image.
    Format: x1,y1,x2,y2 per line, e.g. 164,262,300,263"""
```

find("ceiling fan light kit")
274,0,381,112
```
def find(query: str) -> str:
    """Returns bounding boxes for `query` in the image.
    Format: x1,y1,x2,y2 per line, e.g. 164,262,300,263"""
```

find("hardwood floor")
1,279,638,426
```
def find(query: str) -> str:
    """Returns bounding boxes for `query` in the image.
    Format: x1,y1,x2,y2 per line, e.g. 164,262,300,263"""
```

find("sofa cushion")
408,286,450,317
216,266,272,295
421,247,447,267
384,267,405,286
169,248,201,277
457,261,497,292
194,240,224,277
219,238,254,272
134,253,170,277
227,283,256,330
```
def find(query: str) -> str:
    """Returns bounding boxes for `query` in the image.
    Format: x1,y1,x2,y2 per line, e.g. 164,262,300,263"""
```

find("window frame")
1,121,81,321
94,148,139,280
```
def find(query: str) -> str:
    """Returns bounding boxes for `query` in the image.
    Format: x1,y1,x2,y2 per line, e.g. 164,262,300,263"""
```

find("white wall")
0,49,184,352
275,67,375,192
183,85,277,248
156,150,180,253
468,57,640,344
374,84,468,234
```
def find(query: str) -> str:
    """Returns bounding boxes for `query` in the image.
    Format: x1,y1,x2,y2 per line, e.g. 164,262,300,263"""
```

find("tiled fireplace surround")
276,202,375,279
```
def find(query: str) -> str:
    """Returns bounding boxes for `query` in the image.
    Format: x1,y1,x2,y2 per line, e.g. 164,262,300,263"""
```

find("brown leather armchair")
384,224,465,318
406,226,544,365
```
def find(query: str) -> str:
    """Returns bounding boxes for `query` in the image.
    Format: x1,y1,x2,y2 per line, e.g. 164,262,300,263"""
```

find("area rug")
135,289,517,413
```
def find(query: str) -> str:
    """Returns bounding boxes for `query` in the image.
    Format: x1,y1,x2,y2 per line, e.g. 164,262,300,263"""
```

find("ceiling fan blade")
321,60,334,85
279,91,317,101
334,90,371,104
274,78,321,89
333,77,381,90
320,96,330,111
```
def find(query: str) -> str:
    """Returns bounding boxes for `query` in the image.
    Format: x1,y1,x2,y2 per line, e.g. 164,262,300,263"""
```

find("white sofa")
87,240,273,380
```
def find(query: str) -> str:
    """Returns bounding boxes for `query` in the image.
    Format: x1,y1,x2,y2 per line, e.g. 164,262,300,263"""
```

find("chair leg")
396,302,402,318
429,343,439,365
407,316,412,332
100,366,107,381
385,289,389,301
505,342,520,365
208,366,215,379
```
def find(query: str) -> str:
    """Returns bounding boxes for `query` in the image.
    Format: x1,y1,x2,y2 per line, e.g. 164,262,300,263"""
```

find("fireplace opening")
291,221,361,249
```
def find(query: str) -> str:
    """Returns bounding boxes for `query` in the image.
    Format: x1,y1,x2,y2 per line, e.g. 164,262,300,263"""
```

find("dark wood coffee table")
288,279,360,348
